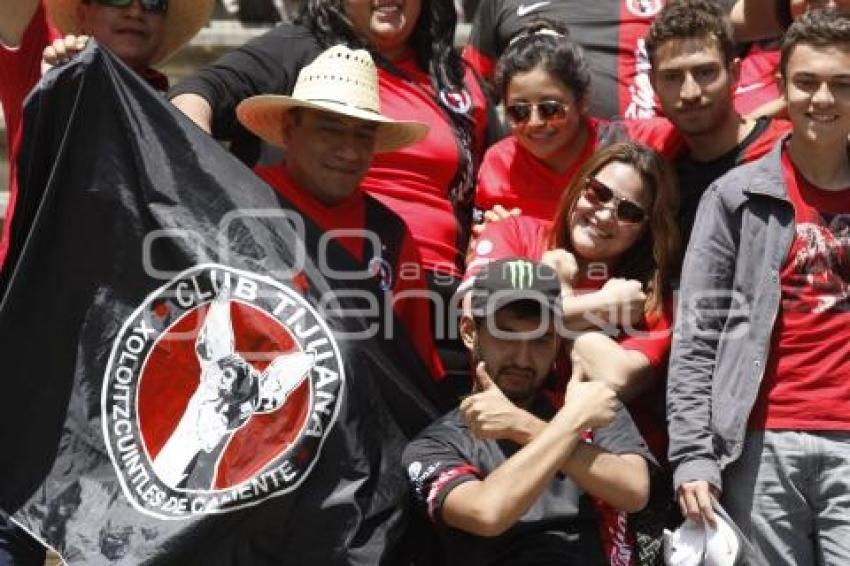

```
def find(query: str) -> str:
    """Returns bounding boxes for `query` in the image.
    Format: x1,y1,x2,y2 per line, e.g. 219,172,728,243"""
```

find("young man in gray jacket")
668,8,850,565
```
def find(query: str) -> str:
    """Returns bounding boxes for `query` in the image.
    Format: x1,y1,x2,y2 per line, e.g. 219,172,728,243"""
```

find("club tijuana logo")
102,264,344,519
439,88,473,114
625,0,663,17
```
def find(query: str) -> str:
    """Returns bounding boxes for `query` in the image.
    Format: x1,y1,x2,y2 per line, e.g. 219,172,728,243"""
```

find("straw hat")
236,46,429,153
45,0,214,65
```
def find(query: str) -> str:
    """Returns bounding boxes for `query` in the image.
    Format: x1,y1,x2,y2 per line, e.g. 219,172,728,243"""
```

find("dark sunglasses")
582,177,647,224
94,0,168,13
505,100,568,124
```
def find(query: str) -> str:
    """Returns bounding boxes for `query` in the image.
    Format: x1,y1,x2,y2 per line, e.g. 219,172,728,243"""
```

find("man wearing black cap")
402,258,653,565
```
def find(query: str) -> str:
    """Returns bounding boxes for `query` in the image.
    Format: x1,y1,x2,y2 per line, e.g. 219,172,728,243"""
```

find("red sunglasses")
582,177,647,224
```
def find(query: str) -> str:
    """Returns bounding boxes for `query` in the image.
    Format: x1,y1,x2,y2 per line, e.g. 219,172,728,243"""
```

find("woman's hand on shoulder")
471,204,521,238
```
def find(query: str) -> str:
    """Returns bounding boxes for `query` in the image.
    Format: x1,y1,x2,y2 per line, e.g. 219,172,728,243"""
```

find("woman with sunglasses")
475,21,676,225
466,141,680,562
467,141,679,455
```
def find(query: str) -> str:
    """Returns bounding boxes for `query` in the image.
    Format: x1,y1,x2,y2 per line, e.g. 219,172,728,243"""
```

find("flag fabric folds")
0,44,440,565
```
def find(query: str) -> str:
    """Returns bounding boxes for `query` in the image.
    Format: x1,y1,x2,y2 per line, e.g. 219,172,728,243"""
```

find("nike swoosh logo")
735,81,768,95
517,1,550,16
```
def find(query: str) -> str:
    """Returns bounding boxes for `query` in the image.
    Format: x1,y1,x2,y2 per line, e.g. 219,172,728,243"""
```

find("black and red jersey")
464,0,666,120
402,395,652,565
366,55,489,279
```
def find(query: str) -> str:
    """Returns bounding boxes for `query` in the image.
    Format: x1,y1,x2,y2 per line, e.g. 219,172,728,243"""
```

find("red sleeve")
473,138,512,213
463,65,491,165
617,298,673,370
619,117,685,160
741,118,791,163
392,227,445,380
733,42,781,117
0,2,59,152
462,45,495,85
0,2,60,269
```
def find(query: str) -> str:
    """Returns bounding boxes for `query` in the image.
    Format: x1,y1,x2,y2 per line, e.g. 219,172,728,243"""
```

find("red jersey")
473,117,681,224
734,41,781,117
256,165,444,381
0,2,60,269
749,148,850,431
474,135,592,223
364,56,489,279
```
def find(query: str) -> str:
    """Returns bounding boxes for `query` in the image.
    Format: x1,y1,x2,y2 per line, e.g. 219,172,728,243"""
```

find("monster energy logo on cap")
505,260,535,290
469,258,562,318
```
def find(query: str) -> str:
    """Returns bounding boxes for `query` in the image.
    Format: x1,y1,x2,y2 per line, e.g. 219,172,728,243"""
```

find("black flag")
0,44,439,565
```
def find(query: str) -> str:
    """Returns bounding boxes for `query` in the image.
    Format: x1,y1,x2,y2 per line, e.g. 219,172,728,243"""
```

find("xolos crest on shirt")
102,264,344,519
625,0,663,17
439,88,473,114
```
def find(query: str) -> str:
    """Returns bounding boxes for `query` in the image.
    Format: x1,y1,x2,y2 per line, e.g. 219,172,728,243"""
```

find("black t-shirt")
675,116,787,246
168,23,323,167
402,396,653,566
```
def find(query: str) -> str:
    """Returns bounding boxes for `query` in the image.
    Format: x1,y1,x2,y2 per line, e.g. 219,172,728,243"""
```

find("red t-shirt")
0,2,60,269
749,148,850,431
363,56,488,279
474,120,599,223
473,117,682,224
734,41,781,117
256,165,444,381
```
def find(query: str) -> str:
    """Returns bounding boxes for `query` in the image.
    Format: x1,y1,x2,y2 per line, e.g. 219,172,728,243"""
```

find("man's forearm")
442,409,585,537
560,445,649,512
572,332,655,402
171,93,213,134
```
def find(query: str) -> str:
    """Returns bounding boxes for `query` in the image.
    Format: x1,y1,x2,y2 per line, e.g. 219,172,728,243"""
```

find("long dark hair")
297,0,479,206
548,142,680,314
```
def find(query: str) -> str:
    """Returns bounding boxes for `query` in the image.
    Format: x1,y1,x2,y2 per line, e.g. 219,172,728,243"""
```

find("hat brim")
46,0,214,65
469,293,562,320
236,95,429,154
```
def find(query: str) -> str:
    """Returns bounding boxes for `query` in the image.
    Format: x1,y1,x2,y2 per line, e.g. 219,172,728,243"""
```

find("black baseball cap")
469,258,562,319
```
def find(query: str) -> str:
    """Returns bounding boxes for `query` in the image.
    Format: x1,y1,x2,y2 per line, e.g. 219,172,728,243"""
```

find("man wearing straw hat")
0,1,212,563
236,44,446,387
